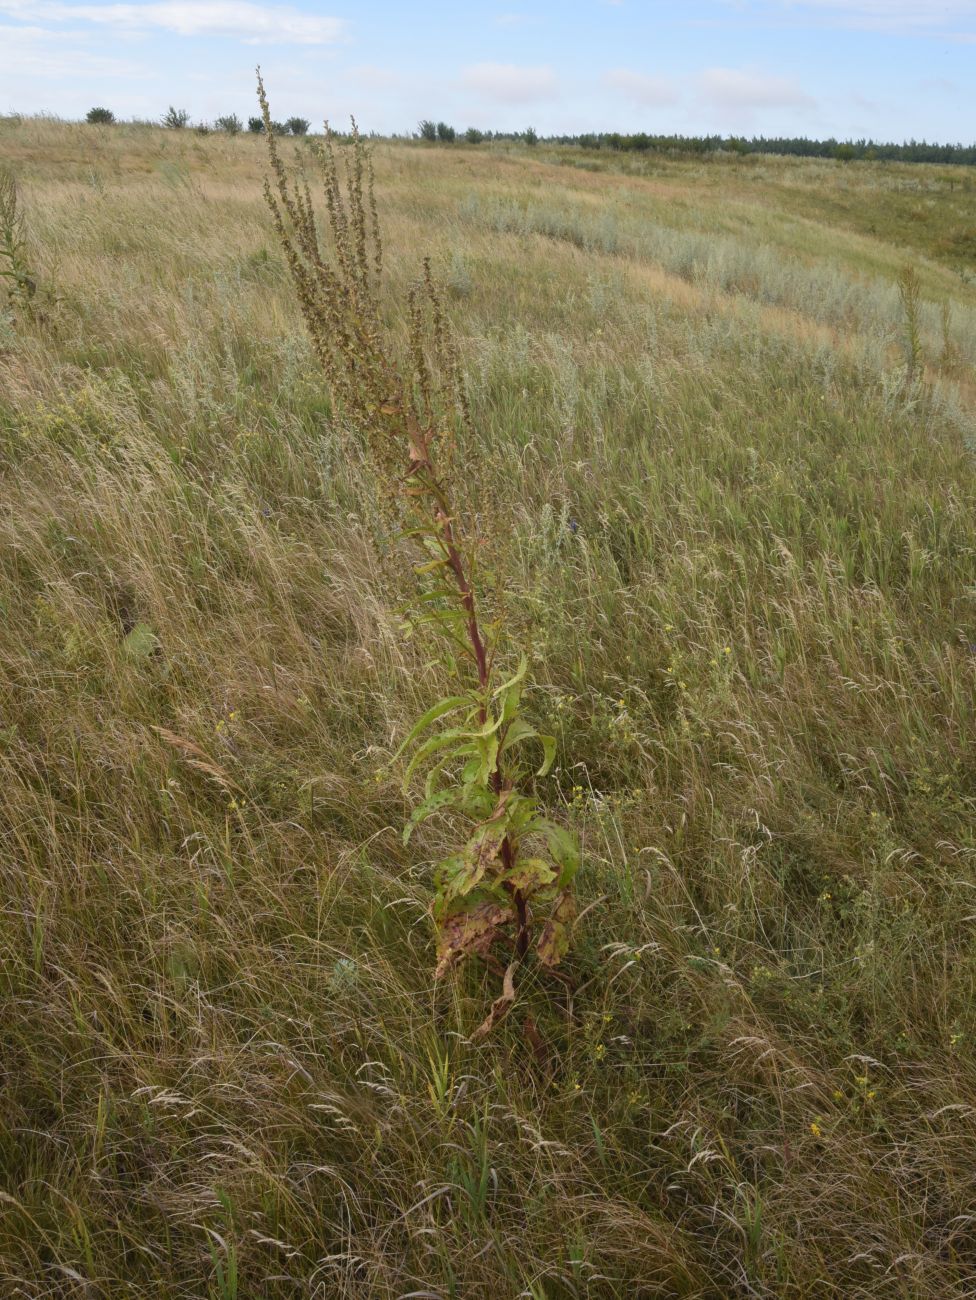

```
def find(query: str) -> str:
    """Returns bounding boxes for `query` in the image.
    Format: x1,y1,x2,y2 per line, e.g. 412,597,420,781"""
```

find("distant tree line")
414,124,976,165
417,121,539,146
81,107,976,166
557,133,976,166
85,106,311,135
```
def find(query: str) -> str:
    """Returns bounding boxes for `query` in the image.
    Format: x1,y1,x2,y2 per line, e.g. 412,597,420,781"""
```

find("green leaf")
122,621,159,660
410,588,457,605
402,787,468,843
475,734,500,786
536,733,556,776
545,823,581,887
496,722,555,775
492,654,528,700
499,718,538,755
434,835,503,909
433,854,467,905
394,696,472,761
504,794,541,833
423,752,490,801
499,856,556,893
494,654,528,722
403,728,478,788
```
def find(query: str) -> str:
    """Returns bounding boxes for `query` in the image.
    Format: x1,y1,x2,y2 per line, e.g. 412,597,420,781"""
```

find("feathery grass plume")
0,166,36,312
257,72,579,1031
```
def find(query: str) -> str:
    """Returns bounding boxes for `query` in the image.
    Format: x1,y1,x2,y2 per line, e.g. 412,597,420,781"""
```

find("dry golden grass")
2,115,976,1297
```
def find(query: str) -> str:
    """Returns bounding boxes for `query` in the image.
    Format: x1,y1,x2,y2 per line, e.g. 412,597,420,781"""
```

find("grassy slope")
2,117,976,1298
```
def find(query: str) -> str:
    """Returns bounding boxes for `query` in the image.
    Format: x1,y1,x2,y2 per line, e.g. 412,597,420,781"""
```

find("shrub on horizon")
286,117,310,136
86,107,115,125
162,106,190,130
216,114,243,135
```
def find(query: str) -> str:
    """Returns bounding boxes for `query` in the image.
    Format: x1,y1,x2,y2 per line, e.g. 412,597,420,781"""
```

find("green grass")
1,117,976,1297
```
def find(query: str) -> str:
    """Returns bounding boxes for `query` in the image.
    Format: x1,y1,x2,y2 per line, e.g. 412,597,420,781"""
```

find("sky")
0,1,972,142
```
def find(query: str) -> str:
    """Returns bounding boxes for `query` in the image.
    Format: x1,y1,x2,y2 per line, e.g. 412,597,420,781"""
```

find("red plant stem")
420,467,531,960
438,514,490,697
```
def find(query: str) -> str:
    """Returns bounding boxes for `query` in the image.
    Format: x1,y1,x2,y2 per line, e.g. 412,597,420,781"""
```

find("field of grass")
2,115,976,1298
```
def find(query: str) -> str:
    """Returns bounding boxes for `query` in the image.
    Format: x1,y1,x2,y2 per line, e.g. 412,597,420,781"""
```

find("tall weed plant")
257,76,579,1033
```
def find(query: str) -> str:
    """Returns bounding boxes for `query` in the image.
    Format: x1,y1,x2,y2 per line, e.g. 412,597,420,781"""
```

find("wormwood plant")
257,76,579,1031
0,167,36,313
940,300,960,375
897,264,922,384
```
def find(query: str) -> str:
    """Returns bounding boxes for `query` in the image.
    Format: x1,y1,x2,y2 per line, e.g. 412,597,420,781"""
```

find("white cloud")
604,68,679,107
730,1,976,34
0,2,345,44
698,66,815,110
459,62,559,104
0,21,146,77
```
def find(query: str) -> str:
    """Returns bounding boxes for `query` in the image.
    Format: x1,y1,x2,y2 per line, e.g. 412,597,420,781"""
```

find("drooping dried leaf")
537,890,576,968
434,902,509,978
463,826,504,885
471,961,516,1040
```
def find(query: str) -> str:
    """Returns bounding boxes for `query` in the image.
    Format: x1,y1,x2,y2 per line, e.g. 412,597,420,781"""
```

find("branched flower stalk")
257,74,579,1033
